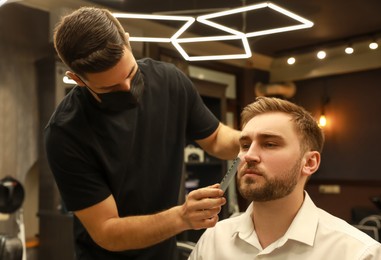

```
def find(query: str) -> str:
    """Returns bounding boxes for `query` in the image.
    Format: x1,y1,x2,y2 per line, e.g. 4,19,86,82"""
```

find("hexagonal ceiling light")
113,2,313,61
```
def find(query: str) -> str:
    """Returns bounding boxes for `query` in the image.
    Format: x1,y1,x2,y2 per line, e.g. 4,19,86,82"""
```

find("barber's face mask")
86,69,144,112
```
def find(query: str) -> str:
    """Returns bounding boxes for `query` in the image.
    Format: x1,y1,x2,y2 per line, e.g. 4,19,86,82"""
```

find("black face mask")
86,69,144,112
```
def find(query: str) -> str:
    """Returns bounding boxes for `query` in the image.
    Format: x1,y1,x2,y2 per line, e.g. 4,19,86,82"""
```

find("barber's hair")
53,7,130,77
241,96,324,153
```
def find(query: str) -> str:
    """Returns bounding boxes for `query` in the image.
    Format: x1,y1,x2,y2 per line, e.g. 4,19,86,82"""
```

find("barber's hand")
180,184,226,230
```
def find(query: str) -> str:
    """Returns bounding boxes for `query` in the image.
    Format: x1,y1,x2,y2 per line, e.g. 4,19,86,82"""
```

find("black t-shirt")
44,58,219,260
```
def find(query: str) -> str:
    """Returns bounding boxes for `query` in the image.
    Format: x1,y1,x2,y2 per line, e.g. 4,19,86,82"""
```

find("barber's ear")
65,71,85,86
301,151,320,177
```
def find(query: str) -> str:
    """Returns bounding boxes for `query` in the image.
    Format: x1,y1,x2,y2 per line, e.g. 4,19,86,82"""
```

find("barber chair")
0,234,23,260
356,214,381,242
371,196,381,210
0,176,24,260
177,241,195,260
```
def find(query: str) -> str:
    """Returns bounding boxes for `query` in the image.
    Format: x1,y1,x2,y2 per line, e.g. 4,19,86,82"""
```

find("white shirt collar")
281,192,318,246
233,191,319,249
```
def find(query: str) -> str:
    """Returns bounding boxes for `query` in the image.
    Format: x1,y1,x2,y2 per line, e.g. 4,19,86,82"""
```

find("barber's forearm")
216,126,240,159
84,185,224,252
208,124,241,160
197,123,240,160
96,206,186,251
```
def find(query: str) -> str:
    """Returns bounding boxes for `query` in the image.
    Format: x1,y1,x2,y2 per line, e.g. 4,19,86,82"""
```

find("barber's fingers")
185,195,226,212
195,206,222,219
182,205,222,230
181,185,226,229
187,184,223,201
192,214,220,229
186,188,226,212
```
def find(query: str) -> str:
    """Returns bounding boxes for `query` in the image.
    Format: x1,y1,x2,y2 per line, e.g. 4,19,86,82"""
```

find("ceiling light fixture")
114,12,251,61
287,57,296,65
317,50,327,59
113,13,195,43
345,45,354,54
318,95,330,129
197,2,313,38
318,114,327,128
283,35,380,66
369,40,379,50
113,2,314,61
172,35,252,61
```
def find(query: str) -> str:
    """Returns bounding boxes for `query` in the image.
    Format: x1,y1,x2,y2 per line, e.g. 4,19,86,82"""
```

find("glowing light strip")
113,13,195,43
196,17,244,36
199,2,268,20
268,3,314,27
171,19,196,40
113,13,193,21
171,41,191,60
171,13,250,60
172,35,252,61
197,2,313,38
246,24,312,37
175,34,243,43
112,2,313,61
187,53,251,61
129,37,171,43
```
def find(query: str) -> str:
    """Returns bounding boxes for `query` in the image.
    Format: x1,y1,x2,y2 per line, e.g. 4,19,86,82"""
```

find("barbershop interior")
1,0,381,259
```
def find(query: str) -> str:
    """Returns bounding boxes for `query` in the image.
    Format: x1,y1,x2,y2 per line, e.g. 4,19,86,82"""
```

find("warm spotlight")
345,46,354,54
369,41,378,50
287,57,296,65
318,114,327,128
317,50,326,59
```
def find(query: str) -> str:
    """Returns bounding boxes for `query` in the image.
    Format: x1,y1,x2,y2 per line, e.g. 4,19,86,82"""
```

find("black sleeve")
179,69,220,140
44,125,111,212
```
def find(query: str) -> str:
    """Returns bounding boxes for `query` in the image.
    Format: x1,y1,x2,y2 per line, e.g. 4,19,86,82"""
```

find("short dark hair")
53,7,130,77
241,97,324,153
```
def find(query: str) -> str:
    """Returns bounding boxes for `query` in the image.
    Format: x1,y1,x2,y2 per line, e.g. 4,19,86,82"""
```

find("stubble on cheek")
238,162,301,202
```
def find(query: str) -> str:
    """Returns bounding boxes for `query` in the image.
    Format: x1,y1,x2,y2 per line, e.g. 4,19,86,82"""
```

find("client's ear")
301,151,320,177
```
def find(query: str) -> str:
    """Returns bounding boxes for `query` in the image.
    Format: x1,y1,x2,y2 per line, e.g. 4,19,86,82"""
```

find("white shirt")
189,192,381,260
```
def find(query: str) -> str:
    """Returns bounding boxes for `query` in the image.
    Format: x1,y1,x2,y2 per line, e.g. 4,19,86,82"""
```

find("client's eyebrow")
239,132,284,142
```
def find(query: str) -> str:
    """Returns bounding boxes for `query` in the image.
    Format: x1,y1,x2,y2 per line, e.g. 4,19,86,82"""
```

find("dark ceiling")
87,0,381,57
